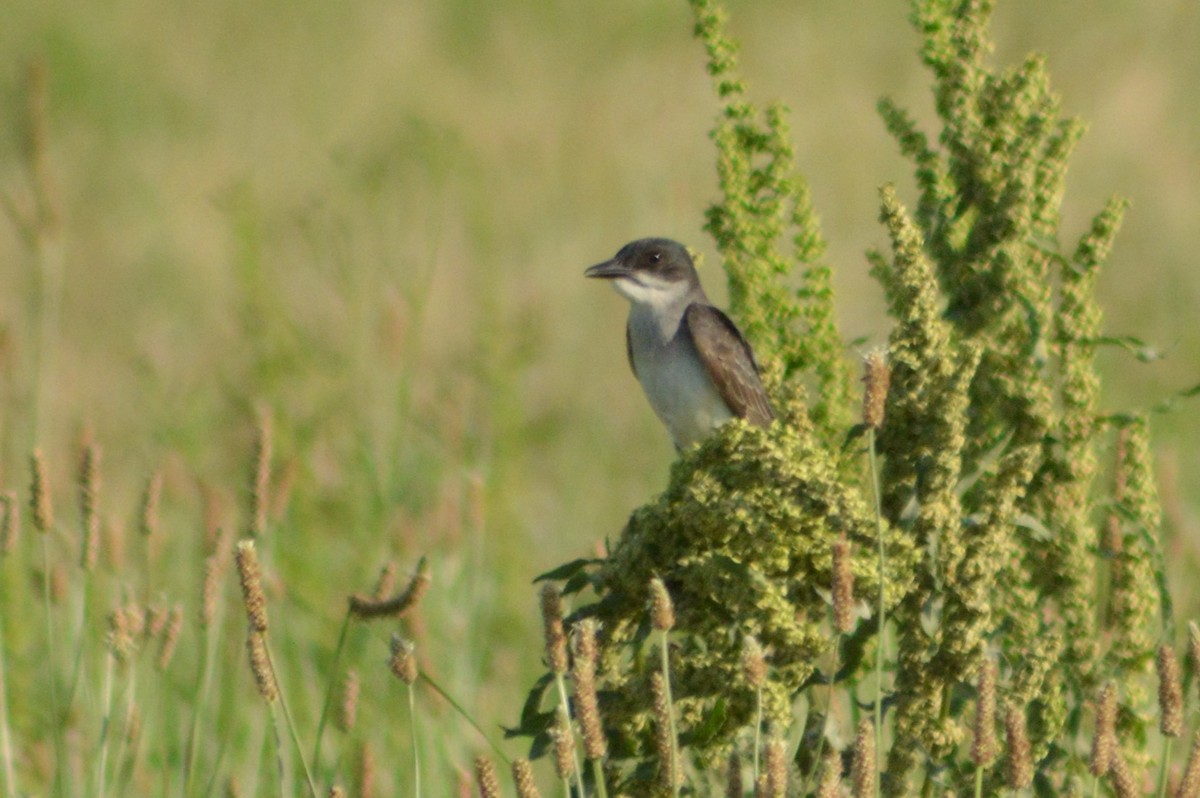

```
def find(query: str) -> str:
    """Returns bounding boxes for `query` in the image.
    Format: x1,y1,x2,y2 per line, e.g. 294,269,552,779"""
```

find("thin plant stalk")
1157,739,1172,798
95,651,116,798
0,603,18,795
40,535,67,798
264,647,319,797
868,426,885,790
419,672,510,765
182,617,223,798
310,610,352,776
552,675,585,797
590,758,610,798
658,634,680,798
753,684,764,785
406,681,420,797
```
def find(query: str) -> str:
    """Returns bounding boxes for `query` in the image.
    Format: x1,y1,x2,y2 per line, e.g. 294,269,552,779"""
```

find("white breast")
628,308,733,449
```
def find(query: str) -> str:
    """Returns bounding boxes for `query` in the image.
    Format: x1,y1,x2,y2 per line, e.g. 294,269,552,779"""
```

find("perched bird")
585,238,774,449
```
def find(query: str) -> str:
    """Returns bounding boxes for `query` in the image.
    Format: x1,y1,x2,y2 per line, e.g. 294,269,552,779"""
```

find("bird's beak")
584,259,630,280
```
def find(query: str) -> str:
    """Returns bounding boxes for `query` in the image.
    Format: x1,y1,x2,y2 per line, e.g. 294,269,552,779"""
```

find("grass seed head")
246,631,278,704
235,539,268,633
0,491,18,555
572,618,608,761
372,561,396,600
156,603,183,671
551,706,576,781
1177,732,1200,798
1004,705,1032,789
540,582,569,674
30,449,53,533
356,741,376,798
474,755,502,798
200,553,222,628
348,556,430,620
742,636,767,690
1158,644,1184,737
726,750,742,798
650,670,677,791
78,440,100,570
140,469,163,538
1190,621,1200,686
831,534,855,634
971,658,998,766
816,746,843,798
338,669,360,732
389,634,418,685
649,576,675,632
862,349,890,430
765,736,787,797
851,718,876,798
1108,749,1140,798
511,757,542,798
1091,682,1118,776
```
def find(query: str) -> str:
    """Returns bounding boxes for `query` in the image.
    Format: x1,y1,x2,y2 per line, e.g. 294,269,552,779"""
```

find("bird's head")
584,238,702,309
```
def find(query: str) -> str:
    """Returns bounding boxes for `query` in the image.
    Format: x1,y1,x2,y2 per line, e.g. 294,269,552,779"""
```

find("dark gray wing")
683,304,774,427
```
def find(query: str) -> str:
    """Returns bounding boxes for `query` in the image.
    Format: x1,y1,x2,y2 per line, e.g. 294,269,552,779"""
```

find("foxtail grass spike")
245,632,277,703
765,737,786,798
348,556,430,620
139,470,162,538
851,718,875,798
475,755,503,798
832,534,855,634
78,440,100,571
1177,732,1200,798
650,671,678,792
389,635,418,686
155,604,183,671
1158,644,1184,737
512,758,542,798
649,577,676,632
1004,706,1033,789
862,349,890,430
337,670,359,733
30,449,53,533
0,491,18,555
726,750,743,798
1090,682,1117,777
1109,751,1140,798
540,583,569,674
234,540,268,633
816,746,843,798
971,658,998,767
572,619,608,761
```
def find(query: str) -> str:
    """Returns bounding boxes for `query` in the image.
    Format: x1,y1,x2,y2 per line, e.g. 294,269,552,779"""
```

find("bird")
584,237,774,449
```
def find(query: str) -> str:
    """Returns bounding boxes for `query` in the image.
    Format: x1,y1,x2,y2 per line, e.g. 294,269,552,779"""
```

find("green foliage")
689,0,853,438
521,0,1180,795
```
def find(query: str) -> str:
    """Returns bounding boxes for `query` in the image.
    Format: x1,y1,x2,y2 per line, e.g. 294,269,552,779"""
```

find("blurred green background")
1,0,1197,785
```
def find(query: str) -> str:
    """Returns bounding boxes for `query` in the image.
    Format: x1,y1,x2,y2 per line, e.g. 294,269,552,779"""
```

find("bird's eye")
649,252,661,263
